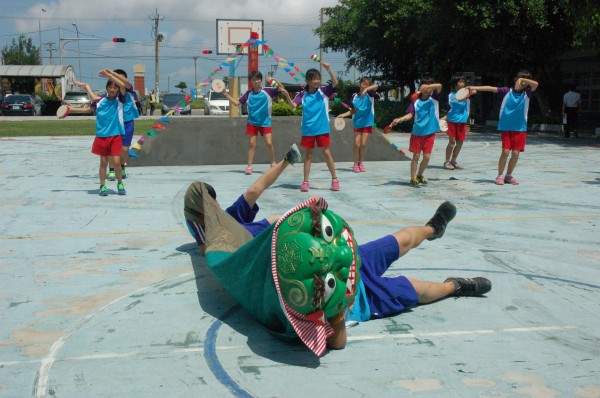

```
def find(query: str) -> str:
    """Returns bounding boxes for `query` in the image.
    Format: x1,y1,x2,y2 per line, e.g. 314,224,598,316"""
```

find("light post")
59,37,97,67
193,56,199,87
38,9,46,62
72,23,81,79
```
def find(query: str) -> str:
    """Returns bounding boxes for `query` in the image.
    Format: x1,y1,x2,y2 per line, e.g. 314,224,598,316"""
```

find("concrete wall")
129,116,409,167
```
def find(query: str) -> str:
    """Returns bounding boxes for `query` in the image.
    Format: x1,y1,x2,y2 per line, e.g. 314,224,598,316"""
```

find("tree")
175,81,187,92
317,0,600,115
1,34,41,94
2,34,41,65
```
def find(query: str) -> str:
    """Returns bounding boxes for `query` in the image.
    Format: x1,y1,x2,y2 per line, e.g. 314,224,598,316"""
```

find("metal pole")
154,10,160,96
38,9,46,62
72,23,81,79
58,27,62,65
319,8,323,78
193,56,198,87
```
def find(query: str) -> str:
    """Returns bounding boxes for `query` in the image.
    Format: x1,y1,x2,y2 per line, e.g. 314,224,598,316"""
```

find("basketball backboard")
217,19,264,55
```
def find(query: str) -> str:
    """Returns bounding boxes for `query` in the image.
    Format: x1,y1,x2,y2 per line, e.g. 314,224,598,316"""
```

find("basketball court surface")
1,128,599,397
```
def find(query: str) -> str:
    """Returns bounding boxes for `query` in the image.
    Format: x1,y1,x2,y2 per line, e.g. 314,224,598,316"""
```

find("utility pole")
319,8,324,78
151,9,164,96
193,56,199,87
44,42,55,64
38,9,46,63
72,23,81,79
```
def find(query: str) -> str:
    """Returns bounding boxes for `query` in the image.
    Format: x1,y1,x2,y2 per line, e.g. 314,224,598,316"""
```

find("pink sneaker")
505,175,520,185
443,161,455,170
331,178,340,191
495,175,504,185
352,164,360,173
300,181,310,192
244,166,252,175
270,162,277,168
358,163,366,172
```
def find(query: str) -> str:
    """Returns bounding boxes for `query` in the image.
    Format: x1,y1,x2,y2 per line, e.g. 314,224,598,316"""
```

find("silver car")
62,91,95,116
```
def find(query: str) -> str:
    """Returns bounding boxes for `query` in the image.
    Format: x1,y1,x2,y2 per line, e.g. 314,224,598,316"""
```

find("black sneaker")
426,201,456,240
445,277,492,297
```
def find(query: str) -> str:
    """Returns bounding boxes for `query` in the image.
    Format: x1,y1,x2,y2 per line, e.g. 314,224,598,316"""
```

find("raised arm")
74,81,100,102
222,90,241,106
419,82,442,94
99,69,127,95
516,78,539,93
321,61,338,88
467,85,498,93
280,87,298,109
360,83,379,97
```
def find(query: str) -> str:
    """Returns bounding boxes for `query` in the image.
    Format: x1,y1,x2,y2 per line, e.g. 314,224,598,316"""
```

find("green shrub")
189,99,205,109
329,101,347,116
273,100,302,116
374,101,407,130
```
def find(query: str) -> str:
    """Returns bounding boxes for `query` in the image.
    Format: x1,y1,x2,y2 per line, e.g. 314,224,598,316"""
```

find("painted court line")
347,325,577,342
33,272,194,398
5,325,574,370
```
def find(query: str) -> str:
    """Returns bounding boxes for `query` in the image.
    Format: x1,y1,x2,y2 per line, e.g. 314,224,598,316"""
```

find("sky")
0,0,352,94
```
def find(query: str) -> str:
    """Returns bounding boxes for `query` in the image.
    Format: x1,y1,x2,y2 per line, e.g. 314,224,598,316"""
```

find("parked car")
204,90,229,116
132,90,147,116
1,94,44,116
161,93,191,115
62,91,95,116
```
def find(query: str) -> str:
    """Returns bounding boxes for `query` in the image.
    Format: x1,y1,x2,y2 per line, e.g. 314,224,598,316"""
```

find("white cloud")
5,0,350,93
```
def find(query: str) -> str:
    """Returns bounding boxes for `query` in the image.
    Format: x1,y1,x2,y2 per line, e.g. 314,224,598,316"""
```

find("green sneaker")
410,177,420,187
121,169,127,179
417,175,428,185
107,171,116,181
117,182,126,195
99,185,108,196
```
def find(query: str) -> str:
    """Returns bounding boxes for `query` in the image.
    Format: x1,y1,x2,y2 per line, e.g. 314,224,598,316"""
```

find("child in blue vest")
281,62,340,192
389,77,442,187
468,70,539,185
336,77,379,173
445,73,472,170
223,70,280,175
108,69,139,181
75,69,131,196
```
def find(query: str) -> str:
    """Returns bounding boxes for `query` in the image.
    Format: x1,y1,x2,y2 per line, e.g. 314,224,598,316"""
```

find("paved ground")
1,129,599,398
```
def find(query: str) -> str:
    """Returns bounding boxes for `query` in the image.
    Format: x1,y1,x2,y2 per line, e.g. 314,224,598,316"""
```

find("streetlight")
72,23,81,79
38,9,46,62
193,56,199,87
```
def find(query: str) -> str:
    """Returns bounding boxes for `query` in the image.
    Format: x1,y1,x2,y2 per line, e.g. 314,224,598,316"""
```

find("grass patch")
0,120,158,137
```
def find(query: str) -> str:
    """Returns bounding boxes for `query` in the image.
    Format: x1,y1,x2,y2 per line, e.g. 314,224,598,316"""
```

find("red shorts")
409,134,436,154
501,131,526,151
354,126,374,134
301,134,331,149
246,123,272,136
92,135,122,157
447,121,467,141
